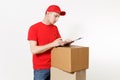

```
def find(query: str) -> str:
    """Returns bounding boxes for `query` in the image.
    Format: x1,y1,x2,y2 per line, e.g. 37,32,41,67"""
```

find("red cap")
46,5,66,16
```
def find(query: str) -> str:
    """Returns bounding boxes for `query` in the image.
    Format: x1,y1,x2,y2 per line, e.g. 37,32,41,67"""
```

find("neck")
42,16,51,25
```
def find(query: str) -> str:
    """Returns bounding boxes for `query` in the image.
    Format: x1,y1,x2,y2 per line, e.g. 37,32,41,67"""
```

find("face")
47,12,60,24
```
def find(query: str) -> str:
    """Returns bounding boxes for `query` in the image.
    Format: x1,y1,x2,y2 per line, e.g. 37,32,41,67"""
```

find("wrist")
49,42,55,48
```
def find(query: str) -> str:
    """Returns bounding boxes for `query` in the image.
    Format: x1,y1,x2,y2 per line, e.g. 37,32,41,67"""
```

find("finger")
57,38,62,40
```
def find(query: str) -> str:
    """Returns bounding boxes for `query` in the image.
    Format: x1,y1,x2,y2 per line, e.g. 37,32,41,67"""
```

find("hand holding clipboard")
58,37,82,47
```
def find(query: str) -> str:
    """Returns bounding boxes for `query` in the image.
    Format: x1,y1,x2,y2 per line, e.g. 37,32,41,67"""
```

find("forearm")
30,43,54,54
29,38,63,54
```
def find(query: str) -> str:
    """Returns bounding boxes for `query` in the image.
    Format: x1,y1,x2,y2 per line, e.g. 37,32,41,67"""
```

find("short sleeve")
55,26,61,38
57,29,61,38
27,26,37,41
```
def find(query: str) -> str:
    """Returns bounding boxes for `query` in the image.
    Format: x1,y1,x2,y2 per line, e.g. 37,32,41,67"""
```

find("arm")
29,38,63,54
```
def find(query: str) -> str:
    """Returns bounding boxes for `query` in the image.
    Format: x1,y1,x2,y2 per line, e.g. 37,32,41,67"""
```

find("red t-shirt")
27,22,61,70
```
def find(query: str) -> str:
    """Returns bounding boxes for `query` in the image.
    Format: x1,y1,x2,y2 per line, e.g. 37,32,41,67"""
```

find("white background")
0,0,120,80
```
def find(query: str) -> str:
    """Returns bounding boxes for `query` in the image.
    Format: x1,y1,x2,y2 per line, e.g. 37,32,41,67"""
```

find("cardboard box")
51,67,86,80
51,45,89,72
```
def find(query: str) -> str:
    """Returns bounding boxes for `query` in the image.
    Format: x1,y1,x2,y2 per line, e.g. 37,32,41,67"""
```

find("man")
27,5,69,80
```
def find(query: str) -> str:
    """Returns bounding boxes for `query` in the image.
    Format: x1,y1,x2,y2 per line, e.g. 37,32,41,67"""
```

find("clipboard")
58,37,82,47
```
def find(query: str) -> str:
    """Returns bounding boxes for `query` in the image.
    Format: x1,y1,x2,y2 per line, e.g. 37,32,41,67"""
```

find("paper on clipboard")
58,37,82,47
